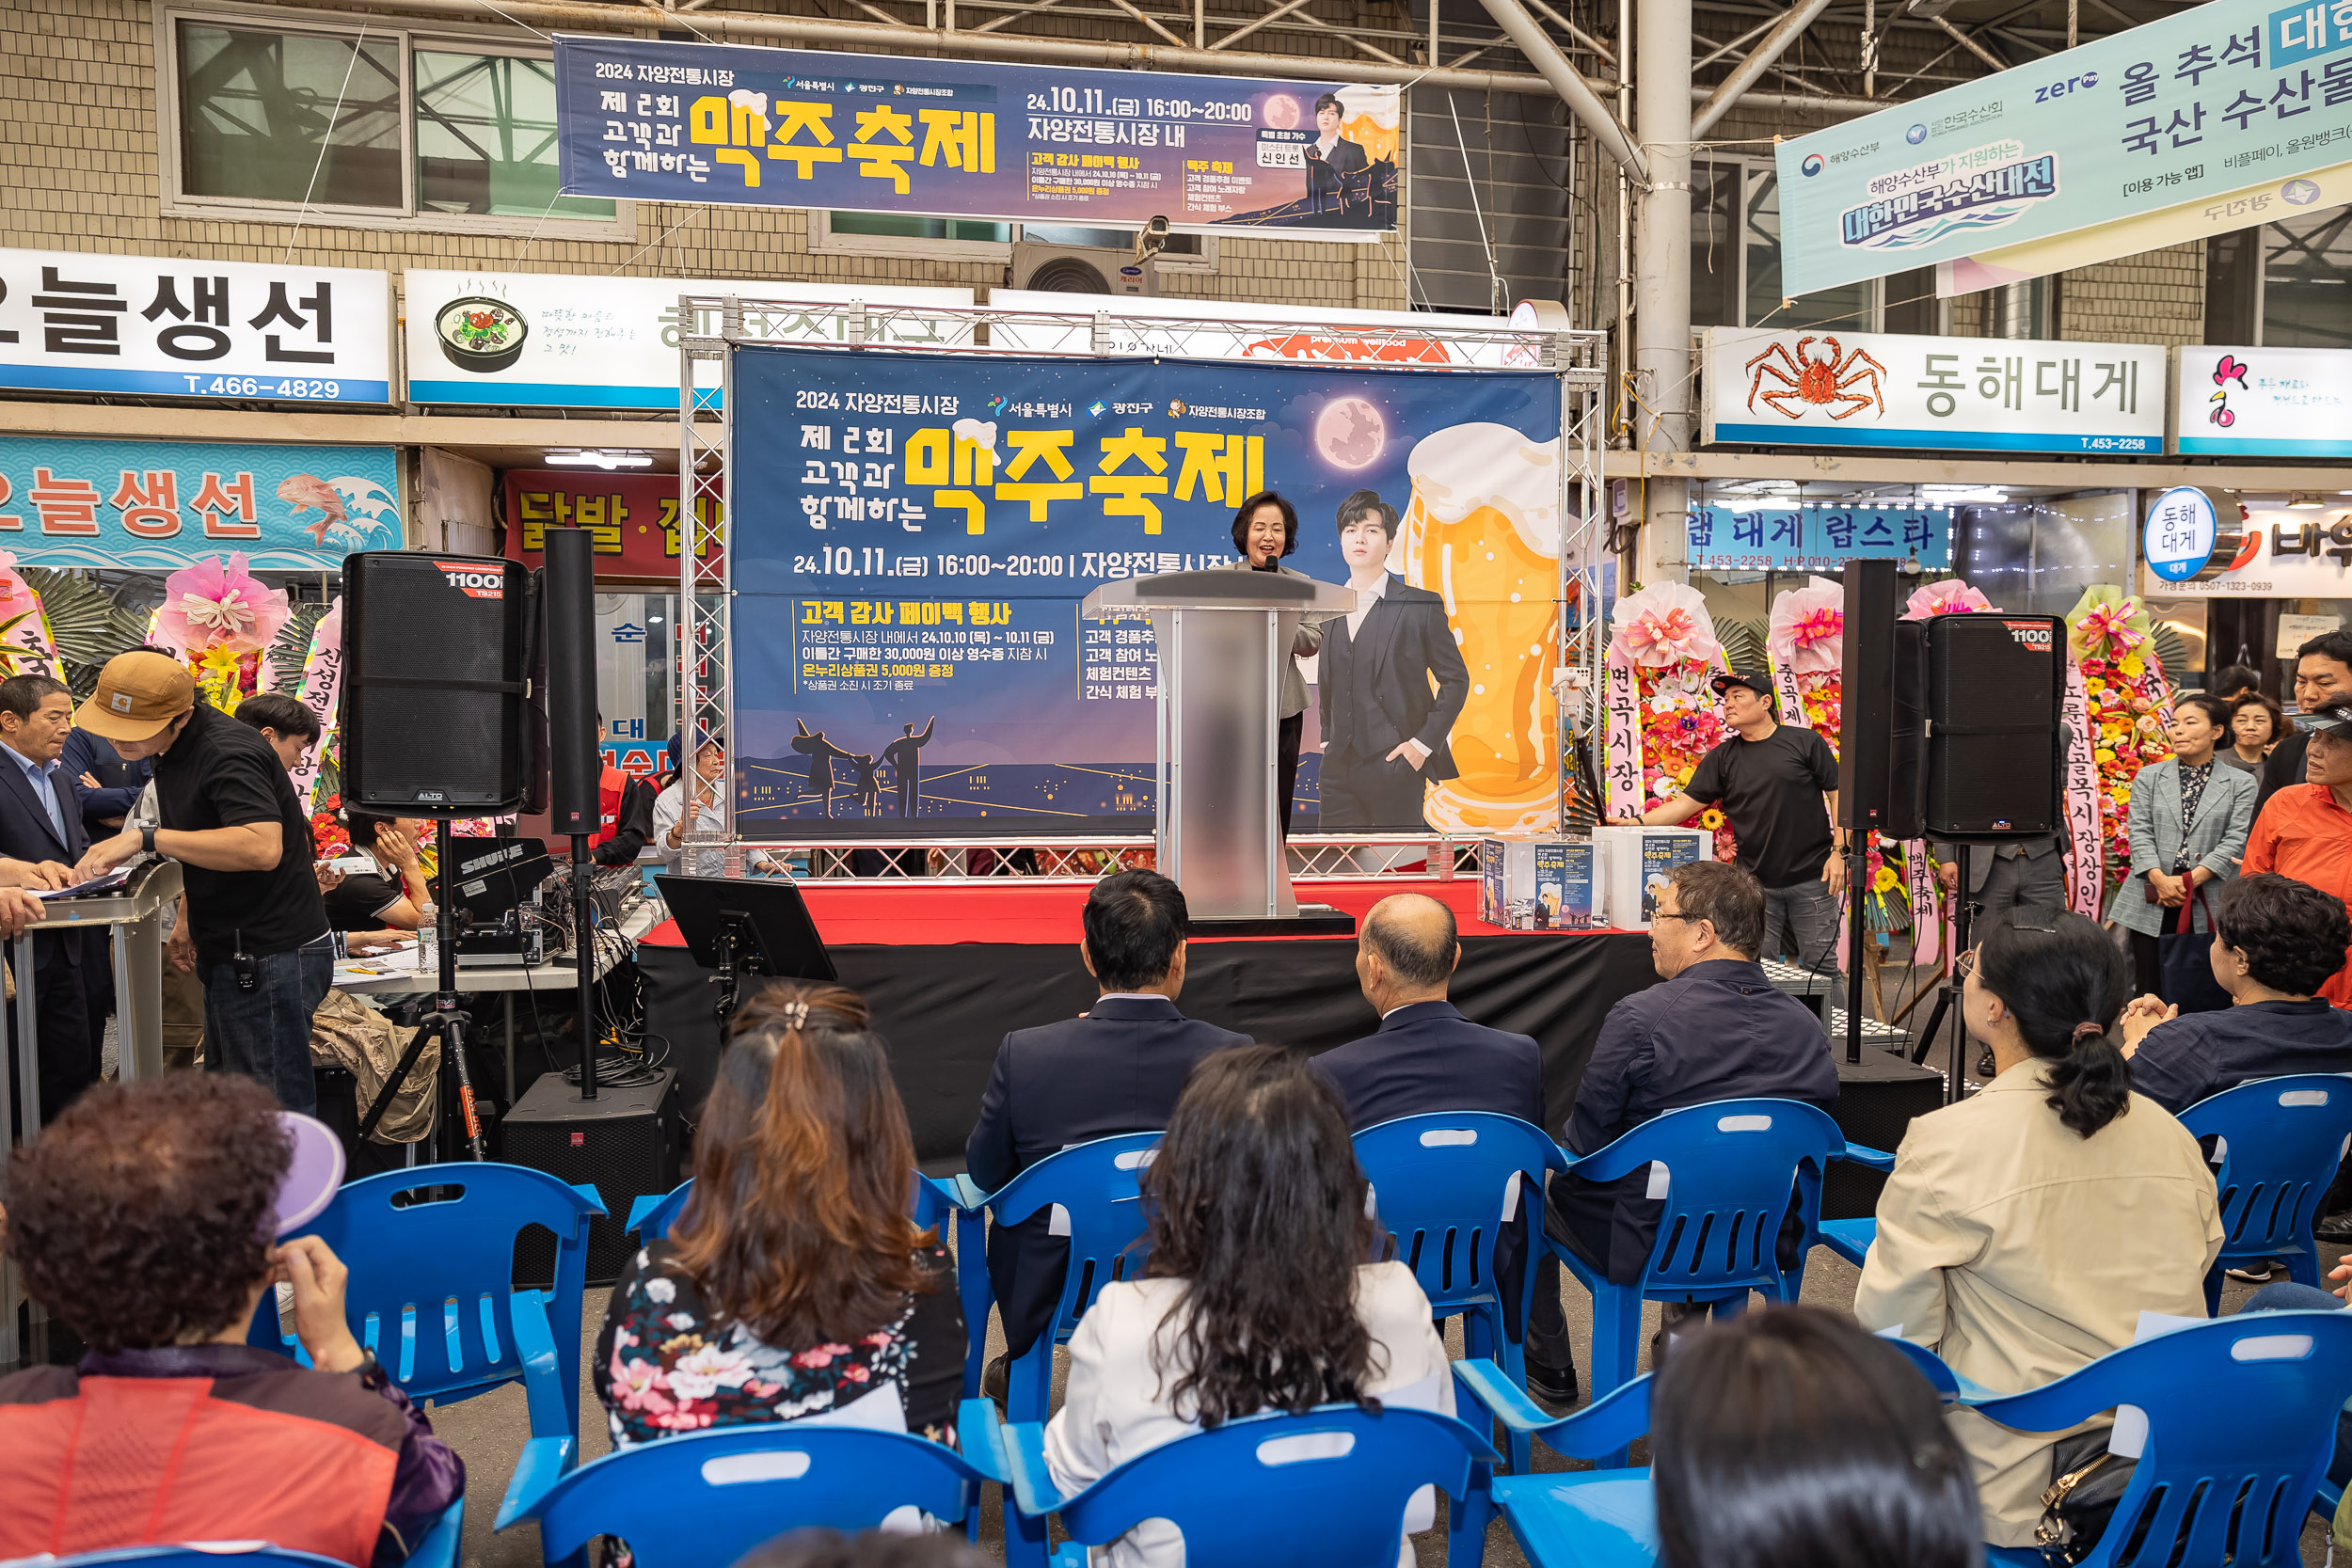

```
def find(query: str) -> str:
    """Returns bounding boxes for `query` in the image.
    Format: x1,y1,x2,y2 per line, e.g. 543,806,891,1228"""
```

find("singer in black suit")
1304,91,1369,208
0,674,103,1127
964,869,1250,1368
1315,489,1470,831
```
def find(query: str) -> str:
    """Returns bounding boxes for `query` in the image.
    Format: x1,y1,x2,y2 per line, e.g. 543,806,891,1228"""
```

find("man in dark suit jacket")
965,868,1250,1380
1304,92,1369,209
1316,489,1470,831
0,673,103,1127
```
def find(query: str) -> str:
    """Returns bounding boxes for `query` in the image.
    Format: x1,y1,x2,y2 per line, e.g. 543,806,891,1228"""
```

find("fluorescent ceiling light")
1920,485,2007,503
547,450,654,470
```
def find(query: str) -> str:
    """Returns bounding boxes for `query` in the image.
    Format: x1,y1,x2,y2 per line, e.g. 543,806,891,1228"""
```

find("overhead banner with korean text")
728,348,1563,838
1773,0,2352,296
0,436,401,572
502,469,723,583
2174,342,2352,455
553,35,1399,234
1701,326,2168,453
0,248,390,404
1687,503,1954,571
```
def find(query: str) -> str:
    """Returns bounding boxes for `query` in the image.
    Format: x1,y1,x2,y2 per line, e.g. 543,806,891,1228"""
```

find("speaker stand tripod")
358,818,488,1159
1903,841,1979,1107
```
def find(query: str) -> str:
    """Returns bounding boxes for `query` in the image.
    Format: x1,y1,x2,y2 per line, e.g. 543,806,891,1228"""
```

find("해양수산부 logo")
1840,140,2059,253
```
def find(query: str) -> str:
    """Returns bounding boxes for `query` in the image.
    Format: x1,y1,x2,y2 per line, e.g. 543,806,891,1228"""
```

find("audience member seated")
597,982,964,1449
2119,872,2352,1114
0,1074,463,1565
326,808,431,945
1313,892,1543,1130
735,1530,987,1568
1526,861,1839,1393
966,868,1248,1393
1650,1306,1981,1568
1854,908,2224,1549
1043,1045,1452,1568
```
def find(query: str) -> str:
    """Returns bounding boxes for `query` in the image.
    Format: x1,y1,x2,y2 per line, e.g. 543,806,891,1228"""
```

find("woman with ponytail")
594,981,964,1449
1853,907,2224,1549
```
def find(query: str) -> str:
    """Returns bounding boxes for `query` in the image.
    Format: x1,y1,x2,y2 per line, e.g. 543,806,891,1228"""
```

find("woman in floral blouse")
594,982,965,1449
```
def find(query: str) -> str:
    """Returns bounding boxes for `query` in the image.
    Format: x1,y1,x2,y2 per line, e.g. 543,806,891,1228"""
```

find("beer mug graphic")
1334,85,1400,166
1396,422,1562,836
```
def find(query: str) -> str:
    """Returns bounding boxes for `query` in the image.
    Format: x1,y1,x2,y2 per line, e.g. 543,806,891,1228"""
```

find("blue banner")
1687,503,1955,572
1774,0,2352,295
0,436,400,572
554,36,1399,233
729,348,1565,837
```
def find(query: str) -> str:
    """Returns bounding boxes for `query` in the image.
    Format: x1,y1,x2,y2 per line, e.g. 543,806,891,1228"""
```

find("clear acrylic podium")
1084,569,1357,926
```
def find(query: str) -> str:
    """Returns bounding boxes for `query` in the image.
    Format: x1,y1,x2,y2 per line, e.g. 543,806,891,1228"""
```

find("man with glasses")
1522,860,1839,1399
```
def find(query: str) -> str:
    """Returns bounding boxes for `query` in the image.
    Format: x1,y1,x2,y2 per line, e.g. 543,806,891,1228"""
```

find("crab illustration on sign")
1745,336,1888,421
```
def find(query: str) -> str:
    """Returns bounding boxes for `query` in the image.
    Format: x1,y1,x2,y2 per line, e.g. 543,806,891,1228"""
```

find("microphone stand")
571,831,597,1101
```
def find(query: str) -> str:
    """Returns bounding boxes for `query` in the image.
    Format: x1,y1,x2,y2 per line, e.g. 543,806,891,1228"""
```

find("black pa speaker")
503,1067,679,1286
543,528,600,835
1837,560,1902,834
1918,611,2065,839
343,551,533,816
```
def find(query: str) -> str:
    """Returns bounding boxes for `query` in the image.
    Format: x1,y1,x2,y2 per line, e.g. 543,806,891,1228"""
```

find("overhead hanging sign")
1701,326,2168,453
1774,0,2352,297
0,248,390,404
2173,343,2352,456
1687,503,1954,571
552,35,1399,236
501,469,723,582
0,436,401,572
2140,502,2352,598
987,292,1534,364
403,271,975,409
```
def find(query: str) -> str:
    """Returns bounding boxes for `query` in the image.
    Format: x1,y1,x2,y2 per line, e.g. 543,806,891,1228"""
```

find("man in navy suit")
0,673,104,1126
965,868,1250,1389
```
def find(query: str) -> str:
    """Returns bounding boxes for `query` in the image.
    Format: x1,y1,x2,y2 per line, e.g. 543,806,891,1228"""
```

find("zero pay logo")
436,561,505,600
2003,621,2053,650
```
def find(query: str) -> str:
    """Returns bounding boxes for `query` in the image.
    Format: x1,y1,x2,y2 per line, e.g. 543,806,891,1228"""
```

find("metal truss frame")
680,296,1608,881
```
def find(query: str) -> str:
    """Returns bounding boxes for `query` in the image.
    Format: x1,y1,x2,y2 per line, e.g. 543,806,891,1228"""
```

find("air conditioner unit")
1009,243,1157,297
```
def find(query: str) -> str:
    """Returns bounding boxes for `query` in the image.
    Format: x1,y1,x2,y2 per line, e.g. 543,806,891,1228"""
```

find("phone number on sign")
181,376,343,399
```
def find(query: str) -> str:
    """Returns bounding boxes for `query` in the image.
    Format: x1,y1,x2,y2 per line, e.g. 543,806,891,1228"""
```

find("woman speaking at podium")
1224,492,1326,840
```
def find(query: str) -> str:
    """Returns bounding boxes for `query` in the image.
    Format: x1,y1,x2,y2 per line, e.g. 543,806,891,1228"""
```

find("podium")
1084,569,1357,928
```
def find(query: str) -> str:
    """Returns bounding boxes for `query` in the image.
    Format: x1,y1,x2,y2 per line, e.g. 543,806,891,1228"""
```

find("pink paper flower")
154,554,290,656
1901,580,1994,620
1768,577,1846,674
1609,582,1724,668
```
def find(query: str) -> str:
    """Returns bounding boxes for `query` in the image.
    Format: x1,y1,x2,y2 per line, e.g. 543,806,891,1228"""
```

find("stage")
640,879,1661,1164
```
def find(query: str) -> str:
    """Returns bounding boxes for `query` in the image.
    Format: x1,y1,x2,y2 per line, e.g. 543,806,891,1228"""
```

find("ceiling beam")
1692,0,1837,136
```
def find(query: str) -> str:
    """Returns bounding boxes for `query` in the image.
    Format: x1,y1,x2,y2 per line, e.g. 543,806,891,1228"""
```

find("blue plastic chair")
37,1499,463,1568
983,1396,1500,1568
625,1171,989,1401
963,1130,1165,1423
499,1400,1009,1568
253,1164,604,1472
1547,1101,1868,1433
2179,1074,2352,1312
1972,1310,2352,1567
1355,1112,1574,1475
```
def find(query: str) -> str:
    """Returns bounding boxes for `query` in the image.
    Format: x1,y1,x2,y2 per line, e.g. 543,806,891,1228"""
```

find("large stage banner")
555,37,1399,234
729,348,1563,837
1773,0,2352,297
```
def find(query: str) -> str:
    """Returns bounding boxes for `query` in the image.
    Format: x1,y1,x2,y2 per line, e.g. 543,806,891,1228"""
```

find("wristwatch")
141,824,157,856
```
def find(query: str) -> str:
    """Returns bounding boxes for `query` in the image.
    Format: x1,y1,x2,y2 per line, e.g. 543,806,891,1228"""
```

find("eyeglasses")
1954,947,1978,983
1653,911,1708,926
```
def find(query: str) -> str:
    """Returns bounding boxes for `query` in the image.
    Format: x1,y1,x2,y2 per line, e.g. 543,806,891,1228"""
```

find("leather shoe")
1524,1363,1579,1407
2316,1212,2352,1244
981,1352,1009,1406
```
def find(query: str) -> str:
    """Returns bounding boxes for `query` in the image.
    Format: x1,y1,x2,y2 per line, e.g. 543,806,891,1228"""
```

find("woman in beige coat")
1853,909,2225,1548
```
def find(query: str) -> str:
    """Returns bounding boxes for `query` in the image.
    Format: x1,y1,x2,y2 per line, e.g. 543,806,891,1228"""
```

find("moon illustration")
1263,94,1301,129
1314,397,1387,469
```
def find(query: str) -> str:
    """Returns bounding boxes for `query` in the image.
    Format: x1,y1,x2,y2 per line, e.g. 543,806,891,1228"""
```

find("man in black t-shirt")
1604,668,1848,972
72,653,330,1114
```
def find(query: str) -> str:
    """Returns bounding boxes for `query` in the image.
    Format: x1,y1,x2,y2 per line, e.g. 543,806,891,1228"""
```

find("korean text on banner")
0,437,400,573
2144,501,2352,598
1702,326,2167,454
553,36,1400,235
2175,343,2352,456
1688,503,1953,571
0,249,390,404
1774,0,2352,297
726,348,1561,840
502,470,723,581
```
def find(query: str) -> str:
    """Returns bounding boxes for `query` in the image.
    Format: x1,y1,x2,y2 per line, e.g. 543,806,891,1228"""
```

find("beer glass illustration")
1396,423,1562,835
1335,85,1400,166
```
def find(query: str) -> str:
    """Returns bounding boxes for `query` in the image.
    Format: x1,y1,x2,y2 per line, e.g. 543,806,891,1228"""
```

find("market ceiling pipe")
1692,0,1839,137
1473,0,1651,183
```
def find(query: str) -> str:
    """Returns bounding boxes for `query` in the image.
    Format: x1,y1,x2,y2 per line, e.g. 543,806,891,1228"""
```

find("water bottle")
417,900,438,973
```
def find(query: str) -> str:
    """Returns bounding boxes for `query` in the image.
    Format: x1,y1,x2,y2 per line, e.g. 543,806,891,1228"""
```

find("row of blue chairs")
94,1308,2352,1568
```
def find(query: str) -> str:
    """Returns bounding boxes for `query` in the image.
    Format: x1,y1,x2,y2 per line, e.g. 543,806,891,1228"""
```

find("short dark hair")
2171,692,2232,731
4,1073,290,1353
0,673,68,723
1361,895,1456,988
1313,91,1343,116
1082,868,1188,990
1335,489,1399,539
1974,908,2131,1137
1667,861,1765,959
2298,627,2352,672
234,691,321,744
2212,663,2263,698
2230,690,2285,746
734,1529,987,1568
343,805,394,853
1651,1306,1980,1568
1230,490,1297,559
2215,873,2352,999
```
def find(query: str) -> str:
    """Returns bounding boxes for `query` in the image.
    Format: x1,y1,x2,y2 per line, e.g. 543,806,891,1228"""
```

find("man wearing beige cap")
72,652,330,1114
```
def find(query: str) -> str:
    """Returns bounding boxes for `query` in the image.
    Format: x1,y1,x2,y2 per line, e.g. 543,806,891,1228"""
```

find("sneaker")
2224,1261,2278,1283
2318,1212,2352,1244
